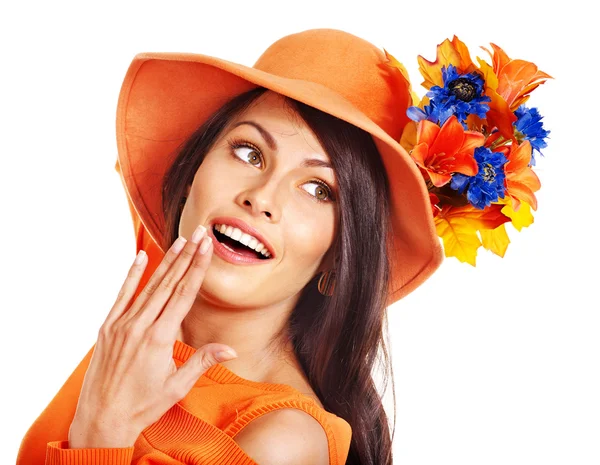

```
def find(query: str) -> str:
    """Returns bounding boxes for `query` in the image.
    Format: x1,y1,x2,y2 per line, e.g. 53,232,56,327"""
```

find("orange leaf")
451,36,477,73
434,204,511,265
384,49,421,106
480,223,510,258
417,38,469,89
435,214,481,266
500,199,534,231
400,120,418,153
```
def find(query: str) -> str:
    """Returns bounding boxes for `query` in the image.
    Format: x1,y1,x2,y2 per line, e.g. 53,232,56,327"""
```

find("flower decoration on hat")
386,37,552,265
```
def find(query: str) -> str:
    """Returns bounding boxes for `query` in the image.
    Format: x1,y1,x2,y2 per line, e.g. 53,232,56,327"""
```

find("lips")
210,216,276,259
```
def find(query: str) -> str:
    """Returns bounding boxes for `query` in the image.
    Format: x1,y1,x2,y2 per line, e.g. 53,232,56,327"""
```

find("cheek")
178,160,222,237
189,158,227,207
287,209,336,265
193,175,219,205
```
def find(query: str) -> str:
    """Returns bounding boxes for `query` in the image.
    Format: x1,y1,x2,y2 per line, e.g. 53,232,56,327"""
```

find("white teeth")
239,233,252,246
213,224,272,257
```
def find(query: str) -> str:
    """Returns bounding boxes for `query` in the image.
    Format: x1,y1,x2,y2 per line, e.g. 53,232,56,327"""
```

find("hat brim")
116,52,443,304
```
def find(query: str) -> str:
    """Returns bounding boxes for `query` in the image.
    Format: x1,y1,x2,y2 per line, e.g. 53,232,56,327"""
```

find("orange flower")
482,43,552,111
502,141,541,210
476,58,518,141
410,116,483,187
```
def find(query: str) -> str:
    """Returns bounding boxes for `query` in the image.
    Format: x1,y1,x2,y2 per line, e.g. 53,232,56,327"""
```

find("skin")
176,91,339,394
68,91,339,449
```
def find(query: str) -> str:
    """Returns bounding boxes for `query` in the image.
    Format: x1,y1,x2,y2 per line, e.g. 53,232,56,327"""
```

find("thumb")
171,344,238,393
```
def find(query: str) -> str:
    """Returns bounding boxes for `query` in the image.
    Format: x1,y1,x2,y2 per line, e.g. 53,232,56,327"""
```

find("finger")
123,235,189,322
102,250,148,327
134,225,207,328
154,235,213,337
166,343,237,401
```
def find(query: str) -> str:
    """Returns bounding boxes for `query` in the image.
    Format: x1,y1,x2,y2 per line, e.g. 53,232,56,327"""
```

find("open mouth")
212,226,272,260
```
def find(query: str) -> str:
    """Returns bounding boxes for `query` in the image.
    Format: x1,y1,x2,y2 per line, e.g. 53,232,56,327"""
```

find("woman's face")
179,91,339,308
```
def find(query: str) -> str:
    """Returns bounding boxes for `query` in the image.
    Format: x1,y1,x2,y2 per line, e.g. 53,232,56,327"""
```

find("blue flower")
407,64,491,128
514,105,550,166
450,147,508,209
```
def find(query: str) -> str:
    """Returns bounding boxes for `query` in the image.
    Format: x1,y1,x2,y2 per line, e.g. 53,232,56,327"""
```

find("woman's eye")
230,141,333,203
301,182,332,202
232,145,262,167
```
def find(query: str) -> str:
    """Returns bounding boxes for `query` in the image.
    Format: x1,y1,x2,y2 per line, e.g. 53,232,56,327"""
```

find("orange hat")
115,28,444,306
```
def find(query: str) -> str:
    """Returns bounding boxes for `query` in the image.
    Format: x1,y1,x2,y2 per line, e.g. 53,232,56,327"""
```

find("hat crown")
253,29,411,140
117,29,443,305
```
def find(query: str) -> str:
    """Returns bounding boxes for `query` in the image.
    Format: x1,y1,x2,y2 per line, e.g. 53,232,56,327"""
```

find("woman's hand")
68,224,237,449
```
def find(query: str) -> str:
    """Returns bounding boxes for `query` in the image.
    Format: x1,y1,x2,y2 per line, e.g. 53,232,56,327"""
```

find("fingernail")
134,250,146,265
199,236,212,254
172,236,187,253
191,224,206,244
216,349,237,360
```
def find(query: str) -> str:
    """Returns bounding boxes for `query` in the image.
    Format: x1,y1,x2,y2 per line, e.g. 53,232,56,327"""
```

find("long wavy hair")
161,87,397,465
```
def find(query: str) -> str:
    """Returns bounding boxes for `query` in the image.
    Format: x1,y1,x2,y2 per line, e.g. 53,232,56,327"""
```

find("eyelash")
227,138,336,203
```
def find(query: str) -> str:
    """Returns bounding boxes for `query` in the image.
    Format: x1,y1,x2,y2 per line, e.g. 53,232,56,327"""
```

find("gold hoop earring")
317,270,336,296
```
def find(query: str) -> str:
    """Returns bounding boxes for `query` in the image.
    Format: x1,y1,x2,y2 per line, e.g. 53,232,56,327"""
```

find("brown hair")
161,87,397,465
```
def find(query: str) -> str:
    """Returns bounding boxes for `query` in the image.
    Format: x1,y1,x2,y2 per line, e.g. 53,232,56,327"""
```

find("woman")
17,28,443,464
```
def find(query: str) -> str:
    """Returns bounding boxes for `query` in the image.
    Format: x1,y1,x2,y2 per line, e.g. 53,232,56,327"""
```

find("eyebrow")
231,120,333,170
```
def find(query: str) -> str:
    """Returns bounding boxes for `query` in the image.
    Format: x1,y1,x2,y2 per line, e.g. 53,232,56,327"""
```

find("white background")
2,1,598,463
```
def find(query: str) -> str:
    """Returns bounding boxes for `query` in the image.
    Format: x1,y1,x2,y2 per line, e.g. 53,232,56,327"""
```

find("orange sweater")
16,159,352,464
17,339,352,464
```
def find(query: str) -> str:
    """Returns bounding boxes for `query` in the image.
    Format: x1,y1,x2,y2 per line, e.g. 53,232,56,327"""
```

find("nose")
236,178,282,222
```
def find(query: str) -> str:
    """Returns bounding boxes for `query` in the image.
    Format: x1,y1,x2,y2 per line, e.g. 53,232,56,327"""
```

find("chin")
199,267,264,307
199,267,301,310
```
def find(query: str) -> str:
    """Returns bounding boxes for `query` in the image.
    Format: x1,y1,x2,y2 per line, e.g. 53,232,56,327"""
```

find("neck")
175,292,301,383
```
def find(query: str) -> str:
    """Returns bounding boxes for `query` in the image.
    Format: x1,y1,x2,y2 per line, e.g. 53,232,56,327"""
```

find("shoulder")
233,408,330,465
